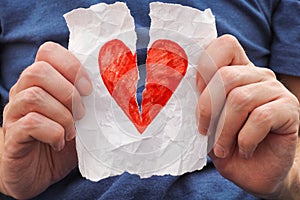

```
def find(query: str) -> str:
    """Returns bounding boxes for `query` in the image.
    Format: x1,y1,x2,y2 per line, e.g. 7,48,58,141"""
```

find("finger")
238,99,299,159
5,87,76,141
35,41,92,96
197,66,275,135
213,80,286,158
10,61,85,119
197,34,251,93
4,112,65,153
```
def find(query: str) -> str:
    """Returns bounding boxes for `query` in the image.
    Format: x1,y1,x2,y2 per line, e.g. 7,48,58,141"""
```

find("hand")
0,42,92,199
197,35,300,198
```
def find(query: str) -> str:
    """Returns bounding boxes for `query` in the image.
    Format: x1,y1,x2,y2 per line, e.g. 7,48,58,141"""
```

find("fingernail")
197,115,208,136
198,125,208,135
55,139,65,152
66,125,76,141
74,101,85,120
214,143,227,158
76,76,92,96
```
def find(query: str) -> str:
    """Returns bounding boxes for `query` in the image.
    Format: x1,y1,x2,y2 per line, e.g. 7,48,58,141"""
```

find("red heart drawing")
98,39,188,133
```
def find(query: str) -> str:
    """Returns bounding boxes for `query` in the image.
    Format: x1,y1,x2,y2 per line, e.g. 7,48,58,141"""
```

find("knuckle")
29,61,50,74
218,66,241,86
251,106,273,126
2,104,10,122
9,84,16,99
218,34,240,50
284,95,300,132
38,41,81,73
36,41,59,59
21,112,43,128
2,112,12,135
218,67,231,80
260,67,276,78
227,87,253,110
19,87,45,111
21,61,50,82
2,105,14,134
40,41,59,49
21,113,64,141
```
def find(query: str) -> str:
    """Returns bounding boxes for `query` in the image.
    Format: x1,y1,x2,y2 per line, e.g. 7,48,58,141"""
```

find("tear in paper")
64,2,217,181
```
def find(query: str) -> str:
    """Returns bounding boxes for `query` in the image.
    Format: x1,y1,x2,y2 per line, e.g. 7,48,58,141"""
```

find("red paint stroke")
99,39,188,133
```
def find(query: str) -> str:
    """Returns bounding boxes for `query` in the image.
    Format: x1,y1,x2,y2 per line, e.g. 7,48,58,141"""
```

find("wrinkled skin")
0,42,92,199
0,35,299,199
196,35,299,199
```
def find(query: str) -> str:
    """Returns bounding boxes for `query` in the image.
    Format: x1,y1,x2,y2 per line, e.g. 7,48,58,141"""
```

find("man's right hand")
0,42,92,199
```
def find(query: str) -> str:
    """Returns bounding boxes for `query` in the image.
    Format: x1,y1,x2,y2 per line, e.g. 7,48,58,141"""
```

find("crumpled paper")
64,2,217,181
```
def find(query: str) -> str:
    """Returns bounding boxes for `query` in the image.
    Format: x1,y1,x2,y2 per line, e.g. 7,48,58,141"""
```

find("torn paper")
64,2,217,181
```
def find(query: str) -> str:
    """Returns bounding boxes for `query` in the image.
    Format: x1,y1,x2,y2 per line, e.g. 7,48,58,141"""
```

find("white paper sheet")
64,2,217,181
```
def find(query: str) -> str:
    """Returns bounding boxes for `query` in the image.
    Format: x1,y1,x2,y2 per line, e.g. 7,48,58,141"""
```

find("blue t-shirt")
0,0,300,199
